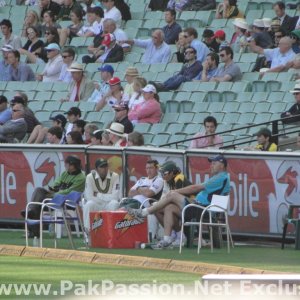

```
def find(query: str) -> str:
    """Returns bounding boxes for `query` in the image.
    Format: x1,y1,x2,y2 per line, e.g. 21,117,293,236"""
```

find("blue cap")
208,155,227,167
98,64,114,74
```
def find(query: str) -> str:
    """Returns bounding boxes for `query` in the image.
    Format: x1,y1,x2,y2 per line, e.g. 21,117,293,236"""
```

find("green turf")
0,256,199,299
1,230,300,273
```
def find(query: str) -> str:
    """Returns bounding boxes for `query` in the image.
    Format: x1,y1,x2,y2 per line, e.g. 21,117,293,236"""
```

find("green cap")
160,161,178,174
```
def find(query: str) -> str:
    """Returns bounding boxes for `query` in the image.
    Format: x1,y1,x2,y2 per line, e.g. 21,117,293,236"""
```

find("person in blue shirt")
0,96,12,125
128,154,230,248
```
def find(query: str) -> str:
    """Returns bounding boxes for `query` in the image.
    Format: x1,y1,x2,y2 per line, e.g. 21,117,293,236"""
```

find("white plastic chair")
179,195,233,254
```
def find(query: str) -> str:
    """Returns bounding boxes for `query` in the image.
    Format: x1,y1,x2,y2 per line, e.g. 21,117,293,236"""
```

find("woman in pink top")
128,84,162,124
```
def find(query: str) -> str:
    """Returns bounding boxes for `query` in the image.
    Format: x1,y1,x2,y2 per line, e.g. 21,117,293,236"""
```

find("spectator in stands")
162,9,182,45
12,94,40,134
149,0,168,11
281,83,300,124
0,103,27,143
72,119,87,138
0,44,13,81
273,29,285,48
87,64,114,103
122,29,171,64
37,43,63,82
84,123,98,144
0,96,12,125
174,32,190,62
115,0,131,22
95,33,124,63
83,158,120,232
46,126,63,144
101,0,122,27
66,131,85,144
7,50,35,81
21,155,85,237
167,0,191,11
96,130,112,145
183,27,210,62
124,67,139,98
250,36,296,73
22,10,42,38
127,154,230,249
185,0,216,11
58,47,75,82
65,106,82,136
113,101,134,134
105,122,127,146
63,62,94,102
128,76,147,109
213,30,229,52
254,128,277,151
77,7,104,38
95,77,129,111
230,18,249,54
57,0,84,21
202,29,219,53
127,131,144,146
150,46,202,91
209,46,242,82
250,19,273,49
39,0,61,19
128,84,162,124
40,10,62,37
21,26,44,58
195,52,219,81
215,0,244,19
59,7,84,46
290,30,300,54
27,113,67,144
273,1,297,33
190,116,223,149
90,129,104,145
0,19,22,50
263,18,272,32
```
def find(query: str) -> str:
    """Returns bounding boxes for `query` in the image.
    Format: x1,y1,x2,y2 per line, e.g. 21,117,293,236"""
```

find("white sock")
141,208,149,217
163,235,172,243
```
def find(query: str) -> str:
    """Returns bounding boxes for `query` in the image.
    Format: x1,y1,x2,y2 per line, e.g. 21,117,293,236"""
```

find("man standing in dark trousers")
21,155,86,237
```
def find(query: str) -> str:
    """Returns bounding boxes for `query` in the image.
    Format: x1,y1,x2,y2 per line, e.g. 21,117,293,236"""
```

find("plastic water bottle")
32,236,39,247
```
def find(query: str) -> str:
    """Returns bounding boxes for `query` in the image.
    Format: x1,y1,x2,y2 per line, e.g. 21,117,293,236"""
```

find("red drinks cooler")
90,211,148,248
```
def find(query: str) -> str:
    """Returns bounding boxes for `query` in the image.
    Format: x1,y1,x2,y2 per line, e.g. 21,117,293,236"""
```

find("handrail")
160,115,299,148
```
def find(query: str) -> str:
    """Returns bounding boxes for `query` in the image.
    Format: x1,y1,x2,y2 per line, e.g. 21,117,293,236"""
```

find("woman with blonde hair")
22,10,42,37
128,76,147,109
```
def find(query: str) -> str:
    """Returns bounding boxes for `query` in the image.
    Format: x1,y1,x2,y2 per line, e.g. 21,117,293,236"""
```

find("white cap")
142,84,157,94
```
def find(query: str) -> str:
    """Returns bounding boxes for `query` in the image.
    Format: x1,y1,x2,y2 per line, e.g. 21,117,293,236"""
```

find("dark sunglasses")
185,50,195,54
294,92,300,95
219,54,225,57
45,31,51,35
62,55,70,58
12,109,21,112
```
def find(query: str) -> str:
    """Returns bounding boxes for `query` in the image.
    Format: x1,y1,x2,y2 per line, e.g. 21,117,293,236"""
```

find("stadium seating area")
0,0,299,148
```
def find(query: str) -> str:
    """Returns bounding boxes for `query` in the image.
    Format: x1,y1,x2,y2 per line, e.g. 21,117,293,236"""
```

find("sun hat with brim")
262,18,272,28
232,18,248,30
142,84,157,94
105,122,125,137
208,155,227,167
45,43,60,51
289,83,300,94
1,44,13,52
67,62,84,72
252,19,265,28
125,67,139,77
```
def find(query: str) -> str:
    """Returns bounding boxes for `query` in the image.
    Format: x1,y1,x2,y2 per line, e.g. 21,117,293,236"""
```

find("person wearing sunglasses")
58,47,75,82
0,103,27,143
290,29,300,54
281,82,300,124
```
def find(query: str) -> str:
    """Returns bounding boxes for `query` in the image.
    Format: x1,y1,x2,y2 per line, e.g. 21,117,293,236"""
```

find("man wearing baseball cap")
87,64,114,103
213,30,229,52
202,29,219,53
0,44,13,81
127,154,230,249
113,101,133,134
95,33,123,63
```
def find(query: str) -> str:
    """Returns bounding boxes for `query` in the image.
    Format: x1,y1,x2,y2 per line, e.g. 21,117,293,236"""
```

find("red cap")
101,33,116,47
213,30,226,40
108,77,121,86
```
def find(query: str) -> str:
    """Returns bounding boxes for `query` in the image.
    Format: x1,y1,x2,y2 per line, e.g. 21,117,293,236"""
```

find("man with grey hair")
122,29,171,63
250,36,295,72
0,103,27,142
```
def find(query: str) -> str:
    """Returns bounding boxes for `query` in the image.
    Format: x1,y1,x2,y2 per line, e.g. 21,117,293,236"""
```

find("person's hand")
93,82,100,90
202,61,209,71
36,74,43,81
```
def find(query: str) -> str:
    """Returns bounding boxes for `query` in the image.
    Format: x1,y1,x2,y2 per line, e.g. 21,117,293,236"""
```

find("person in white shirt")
37,43,63,82
83,158,120,231
101,0,122,28
58,47,75,82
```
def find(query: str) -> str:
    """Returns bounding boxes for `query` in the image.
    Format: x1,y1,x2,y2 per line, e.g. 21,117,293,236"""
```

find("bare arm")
128,187,155,198
249,40,264,55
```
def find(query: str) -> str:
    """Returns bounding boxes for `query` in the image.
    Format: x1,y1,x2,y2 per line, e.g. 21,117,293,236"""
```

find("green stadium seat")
252,80,266,92
179,11,196,20
131,10,146,20
177,112,194,123
261,72,278,81
236,62,251,72
262,9,274,18
222,91,237,102
35,82,54,91
186,19,202,28
208,101,224,112
136,28,150,39
51,91,69,102
213,112,225,123
159,91,174,101
269,102,288,113
85,63,100,74
134,123,151,133
174,91,191,102
125,52,142,63
254,101,271,113
149,63,166,73
246,10,263,24
239,102,255,112
35,91,53,101
144,11,163,19
190,91,206,102
210,18,228,28
168,133,187,148
252,91,269,102
35,111,52,122
180,81,200,92
280,81,296,92
43,100,61,111
184,123,202,135
162,112,179,123
193,102,210,113
238,112,256,125
6,81,37,91
265,80,281,92
142,71,156,81
277,72,294,82
52,82,70,92
117,61,130,72
193,112,211,123
222,101,240,112
150,123,168,134
242,72,260,81
235,91,253,102
167,123,185,134
239,53,258,63
143,19,160,29
216,82,233,91
195,10,214,26
223,112,240,124
134,62,149,73
232,81,250,92
86,111,102,122
198,82,217,92
282,92,294,103
60,102,78,112
165,100,180,113
165,63,183,74
124,28,138,39
254,112,273,123
206,91,222,102
143,132,154,145
28,101,44,112
156,71,171,82
100,111,114,125
151,133,170,146
179,100,194,113
78,102,96,112
125,19,143,29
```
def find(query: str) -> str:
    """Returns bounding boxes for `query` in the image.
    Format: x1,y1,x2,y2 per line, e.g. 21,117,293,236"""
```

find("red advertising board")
90,211,148,248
